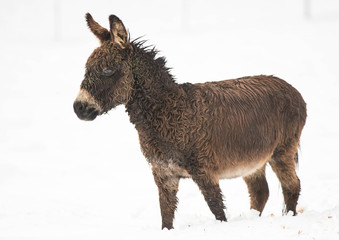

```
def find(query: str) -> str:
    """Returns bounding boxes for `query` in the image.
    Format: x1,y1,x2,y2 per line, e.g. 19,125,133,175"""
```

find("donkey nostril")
78,103,84,111
74,101,87,113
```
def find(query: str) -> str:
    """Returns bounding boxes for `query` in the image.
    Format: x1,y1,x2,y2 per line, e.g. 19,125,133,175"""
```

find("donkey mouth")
84,107,99,121
73,101,100,121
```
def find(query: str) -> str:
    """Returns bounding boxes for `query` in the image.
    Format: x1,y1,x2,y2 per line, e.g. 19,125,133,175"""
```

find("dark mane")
130,38,176,86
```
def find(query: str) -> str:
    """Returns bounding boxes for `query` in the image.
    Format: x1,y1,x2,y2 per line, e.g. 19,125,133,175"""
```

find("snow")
1,0,339,239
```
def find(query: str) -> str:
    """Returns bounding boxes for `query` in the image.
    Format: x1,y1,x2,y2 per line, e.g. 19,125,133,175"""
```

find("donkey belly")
218,155,270,179
211,130,277,179
208,109,279,179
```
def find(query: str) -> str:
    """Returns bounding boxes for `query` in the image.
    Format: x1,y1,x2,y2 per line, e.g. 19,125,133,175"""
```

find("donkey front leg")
192,173,227,222
152,166,180,230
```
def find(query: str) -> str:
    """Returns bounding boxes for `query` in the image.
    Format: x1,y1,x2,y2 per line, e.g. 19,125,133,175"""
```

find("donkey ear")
109,15,130,49
85,13,111,44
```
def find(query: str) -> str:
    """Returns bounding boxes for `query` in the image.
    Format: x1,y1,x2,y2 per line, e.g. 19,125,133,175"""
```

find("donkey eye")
102,69,115,77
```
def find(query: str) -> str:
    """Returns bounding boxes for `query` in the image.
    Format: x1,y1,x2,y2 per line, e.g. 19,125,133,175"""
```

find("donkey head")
74,13,133,121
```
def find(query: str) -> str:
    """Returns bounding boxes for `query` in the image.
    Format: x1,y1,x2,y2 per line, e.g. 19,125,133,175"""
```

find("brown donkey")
73,13,307,229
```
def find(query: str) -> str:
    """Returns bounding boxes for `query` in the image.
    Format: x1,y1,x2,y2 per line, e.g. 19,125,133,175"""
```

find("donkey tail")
294,144,301,168
294,152,299,166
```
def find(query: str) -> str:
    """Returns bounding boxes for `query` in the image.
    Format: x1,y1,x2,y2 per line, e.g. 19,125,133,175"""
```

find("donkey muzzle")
73,101,99,121
73,89,102,121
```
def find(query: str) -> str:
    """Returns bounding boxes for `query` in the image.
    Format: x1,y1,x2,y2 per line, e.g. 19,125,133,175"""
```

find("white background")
0,0,339,239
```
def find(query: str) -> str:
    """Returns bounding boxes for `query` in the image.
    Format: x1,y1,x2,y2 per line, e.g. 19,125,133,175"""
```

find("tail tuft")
294,152,299,165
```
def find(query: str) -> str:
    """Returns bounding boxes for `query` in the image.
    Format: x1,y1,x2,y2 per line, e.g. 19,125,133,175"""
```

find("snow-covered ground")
1,0,339,239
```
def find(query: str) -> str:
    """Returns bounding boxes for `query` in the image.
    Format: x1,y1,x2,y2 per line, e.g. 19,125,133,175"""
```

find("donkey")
73,13,307,229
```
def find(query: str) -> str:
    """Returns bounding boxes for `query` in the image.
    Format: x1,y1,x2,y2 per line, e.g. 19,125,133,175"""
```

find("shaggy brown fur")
73,14,307,230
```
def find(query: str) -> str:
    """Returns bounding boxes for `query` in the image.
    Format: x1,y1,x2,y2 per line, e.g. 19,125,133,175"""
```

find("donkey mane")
130,38,176,86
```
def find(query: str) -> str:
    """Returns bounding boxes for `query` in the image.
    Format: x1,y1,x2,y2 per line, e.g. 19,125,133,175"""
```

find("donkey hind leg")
152,166,180,230
270,145,301,216
193,174,227,222
243,164,269,215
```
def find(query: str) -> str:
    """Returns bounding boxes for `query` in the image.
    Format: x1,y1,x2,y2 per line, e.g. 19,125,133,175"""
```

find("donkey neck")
126,43,185,126
130,43,179,98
